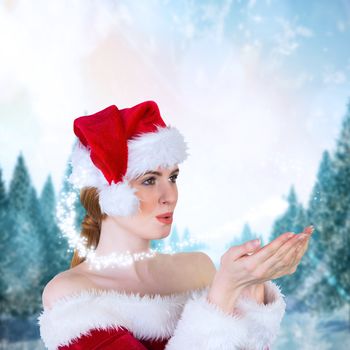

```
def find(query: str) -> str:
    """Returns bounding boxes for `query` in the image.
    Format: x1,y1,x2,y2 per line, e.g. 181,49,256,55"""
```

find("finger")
286,236,310,274
295,237,310,260
228,239,262,261
303,225,314,235
262,236,304,275
250,232,298,263
274,234,307,259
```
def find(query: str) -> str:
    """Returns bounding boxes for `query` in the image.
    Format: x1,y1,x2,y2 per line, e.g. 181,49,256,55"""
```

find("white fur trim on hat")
125,125,189,179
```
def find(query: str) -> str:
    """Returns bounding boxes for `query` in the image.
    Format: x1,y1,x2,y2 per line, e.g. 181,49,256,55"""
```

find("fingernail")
298,234,307,240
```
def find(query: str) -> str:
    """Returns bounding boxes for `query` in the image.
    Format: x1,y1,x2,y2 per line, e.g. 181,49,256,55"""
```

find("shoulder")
195,252,217,285
175,251,217,287
42,270,92,311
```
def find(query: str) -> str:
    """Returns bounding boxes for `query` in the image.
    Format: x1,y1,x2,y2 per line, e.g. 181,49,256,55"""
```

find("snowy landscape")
1,0,349,348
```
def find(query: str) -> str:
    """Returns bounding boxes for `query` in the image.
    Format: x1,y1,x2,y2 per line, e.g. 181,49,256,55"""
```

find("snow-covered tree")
0,167,10,312
241,223,255,243
327,103,350,315
5,153,43,316
39,175,70,290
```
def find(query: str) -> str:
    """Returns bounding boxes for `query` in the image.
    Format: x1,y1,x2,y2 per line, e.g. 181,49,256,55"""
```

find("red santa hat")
68,100,189,216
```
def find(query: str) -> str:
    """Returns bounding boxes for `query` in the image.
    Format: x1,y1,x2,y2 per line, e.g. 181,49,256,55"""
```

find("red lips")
156,212,173,219
156,212,173,224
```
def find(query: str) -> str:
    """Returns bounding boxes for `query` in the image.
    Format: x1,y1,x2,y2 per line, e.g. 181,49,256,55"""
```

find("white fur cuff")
235,281,286,350
165,289,249,350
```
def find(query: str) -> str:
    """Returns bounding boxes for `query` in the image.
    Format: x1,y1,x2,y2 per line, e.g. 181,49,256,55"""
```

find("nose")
158,180,177,205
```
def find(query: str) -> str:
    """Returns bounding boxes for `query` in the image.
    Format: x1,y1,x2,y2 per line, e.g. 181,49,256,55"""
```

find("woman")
37,100,313,349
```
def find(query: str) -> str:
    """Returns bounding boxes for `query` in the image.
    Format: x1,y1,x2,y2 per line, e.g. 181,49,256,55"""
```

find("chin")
158,227,172,239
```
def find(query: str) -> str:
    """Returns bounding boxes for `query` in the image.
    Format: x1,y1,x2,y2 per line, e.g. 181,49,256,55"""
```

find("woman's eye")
142,177,156,185
170,174,178,183
142,174,178,185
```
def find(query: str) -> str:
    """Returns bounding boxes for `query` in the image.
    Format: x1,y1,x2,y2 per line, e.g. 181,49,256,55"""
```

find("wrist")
206,272,245,316
240,283,265,304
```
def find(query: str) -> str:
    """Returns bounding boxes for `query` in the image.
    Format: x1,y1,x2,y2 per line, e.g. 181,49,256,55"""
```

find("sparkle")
56,181,200,269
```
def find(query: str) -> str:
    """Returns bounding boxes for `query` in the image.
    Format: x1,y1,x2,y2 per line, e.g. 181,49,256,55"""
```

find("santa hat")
68,100,189,216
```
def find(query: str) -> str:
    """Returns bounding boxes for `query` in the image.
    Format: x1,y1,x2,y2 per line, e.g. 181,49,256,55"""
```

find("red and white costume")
38,280,286,350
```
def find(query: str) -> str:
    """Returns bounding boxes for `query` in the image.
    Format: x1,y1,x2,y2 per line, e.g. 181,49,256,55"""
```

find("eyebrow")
141,168,180,177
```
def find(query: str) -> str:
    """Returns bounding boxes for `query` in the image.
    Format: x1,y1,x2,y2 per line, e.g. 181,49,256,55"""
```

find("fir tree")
39,175,70,290
269,186,308,296
270,185,300,241
328,102,350,315
40,175,56,228
303,151,340,313
5,154,43,316
169,224,180,252
181,226,193,252
8,152,31,212
241,223,255,243
307,151,336,261
0,167,10,313
224,233,241,250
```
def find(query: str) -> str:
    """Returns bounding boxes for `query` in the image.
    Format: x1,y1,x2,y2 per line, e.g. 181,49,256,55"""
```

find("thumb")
231,239,261,261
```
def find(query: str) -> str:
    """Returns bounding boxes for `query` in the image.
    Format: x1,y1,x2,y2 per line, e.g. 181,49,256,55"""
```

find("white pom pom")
98,181,140,216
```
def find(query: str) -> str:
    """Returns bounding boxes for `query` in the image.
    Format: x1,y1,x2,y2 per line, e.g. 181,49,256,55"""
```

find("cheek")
136,187,158,215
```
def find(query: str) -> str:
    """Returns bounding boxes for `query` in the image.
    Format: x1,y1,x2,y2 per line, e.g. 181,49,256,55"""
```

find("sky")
1,0,350,257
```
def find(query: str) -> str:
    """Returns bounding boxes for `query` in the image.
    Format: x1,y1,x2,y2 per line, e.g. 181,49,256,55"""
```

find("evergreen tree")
40,175,56,227
169,224,180,252
0,167,10,313
25,186,45,313
39,175,70,291
287,203,311,293
241,223,255,243
0,168,6,212
67,143,87,233
302,151,340,312
327,103,350,314
270,186,299,241
307,151,336,260
5,154,43,316
181,227,193,252
269,186,308,295
8,153,31,212
55,145,87,269
224,233,241,250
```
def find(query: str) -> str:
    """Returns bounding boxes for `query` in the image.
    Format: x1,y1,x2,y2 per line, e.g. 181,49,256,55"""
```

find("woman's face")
110,164,180,239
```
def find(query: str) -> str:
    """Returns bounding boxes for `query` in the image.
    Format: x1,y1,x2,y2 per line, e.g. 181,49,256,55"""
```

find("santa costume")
37,101,286,349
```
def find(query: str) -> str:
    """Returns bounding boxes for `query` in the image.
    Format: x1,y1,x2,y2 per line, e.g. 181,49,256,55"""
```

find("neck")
85,216,157,278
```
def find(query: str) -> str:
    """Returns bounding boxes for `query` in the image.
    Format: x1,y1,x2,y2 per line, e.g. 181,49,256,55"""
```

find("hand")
207,226,314,315
237,226,314,304
218,225,315,289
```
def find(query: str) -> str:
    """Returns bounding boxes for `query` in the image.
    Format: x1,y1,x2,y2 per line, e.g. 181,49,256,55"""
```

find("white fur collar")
37,286,209,350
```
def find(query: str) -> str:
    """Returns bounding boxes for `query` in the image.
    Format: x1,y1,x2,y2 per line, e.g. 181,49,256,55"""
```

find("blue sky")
0,0,349,256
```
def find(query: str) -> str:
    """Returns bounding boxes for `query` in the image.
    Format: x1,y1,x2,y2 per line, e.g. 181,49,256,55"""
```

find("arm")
164,253,285,350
